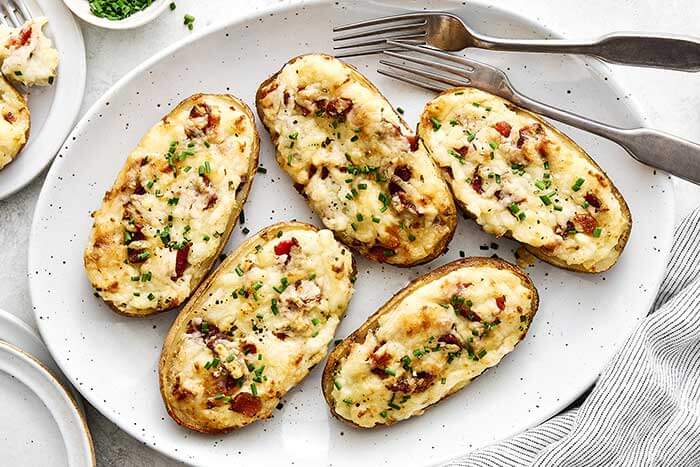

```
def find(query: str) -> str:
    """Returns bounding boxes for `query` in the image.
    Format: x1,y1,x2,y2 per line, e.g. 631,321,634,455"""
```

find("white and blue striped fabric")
448,207,700,466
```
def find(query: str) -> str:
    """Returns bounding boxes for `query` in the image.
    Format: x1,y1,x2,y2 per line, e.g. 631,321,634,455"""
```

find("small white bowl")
61,0,170,30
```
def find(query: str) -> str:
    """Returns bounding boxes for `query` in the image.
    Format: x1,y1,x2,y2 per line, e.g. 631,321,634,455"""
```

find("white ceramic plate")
0,341,94,466
0,308,84,408
0,0,85,200
61,0,170,30
29,1,674,465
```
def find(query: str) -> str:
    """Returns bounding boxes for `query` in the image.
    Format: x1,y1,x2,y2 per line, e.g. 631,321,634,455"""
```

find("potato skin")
84,93,259,317
0,75,30,170
160,222,357,433
322,256,538,428
419,87,631,273
256,54,457,267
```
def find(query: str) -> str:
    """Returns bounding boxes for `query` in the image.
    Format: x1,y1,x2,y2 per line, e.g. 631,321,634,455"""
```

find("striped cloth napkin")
448,207,700,466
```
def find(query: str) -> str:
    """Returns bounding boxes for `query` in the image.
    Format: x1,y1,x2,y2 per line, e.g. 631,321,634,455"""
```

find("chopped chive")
593,227,603,238
250,383,257,396
430,117,442,130
334,379,342,390
572,177,585,191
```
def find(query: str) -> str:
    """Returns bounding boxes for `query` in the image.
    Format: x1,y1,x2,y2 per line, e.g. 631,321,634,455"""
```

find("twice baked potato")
419,87,631,273
256,54,457,266
159,222,356,433
0,75,29,170
84,94,259,317
322,257,538,428
0,17,59,87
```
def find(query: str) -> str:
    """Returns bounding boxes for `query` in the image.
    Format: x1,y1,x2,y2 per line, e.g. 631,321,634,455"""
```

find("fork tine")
334,21,426,42
379,59,469,88
334,33,426,51
335,40,425,59
333,12,427,32
386,40,489,70
383,49,474,78
2,2,21,28
11,0,31,22
377,68,450,93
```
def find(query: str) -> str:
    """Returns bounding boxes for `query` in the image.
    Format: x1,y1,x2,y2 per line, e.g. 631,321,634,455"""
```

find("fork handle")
508,92,700,185
476,33,700,71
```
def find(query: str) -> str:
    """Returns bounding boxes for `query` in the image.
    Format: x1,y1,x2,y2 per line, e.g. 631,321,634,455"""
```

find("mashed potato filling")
329,261,535,428
257,54,456,265
162,226,355,430
84,95,256,315
421,88,630,272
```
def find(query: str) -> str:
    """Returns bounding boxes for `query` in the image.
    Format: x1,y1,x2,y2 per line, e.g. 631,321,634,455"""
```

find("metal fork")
0,0,32,28
334,11,700,71
379,41,700,185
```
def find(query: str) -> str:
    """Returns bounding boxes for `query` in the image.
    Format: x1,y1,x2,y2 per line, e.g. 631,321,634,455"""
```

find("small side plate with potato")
0,0,85,200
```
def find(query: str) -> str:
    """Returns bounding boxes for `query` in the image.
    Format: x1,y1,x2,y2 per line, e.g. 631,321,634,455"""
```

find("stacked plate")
0,309,94,467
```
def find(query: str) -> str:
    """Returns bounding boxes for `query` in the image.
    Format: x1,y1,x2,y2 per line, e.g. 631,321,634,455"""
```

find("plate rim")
0,340,95,466
0,0,87,200
28,0,676,464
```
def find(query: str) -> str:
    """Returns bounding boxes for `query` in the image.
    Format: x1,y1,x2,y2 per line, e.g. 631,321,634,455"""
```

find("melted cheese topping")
421,88,629,272
0,18,58,87
163,227,355,430
84,95,256,315
257,54,456,265
330,262,534,427
0,75,28,170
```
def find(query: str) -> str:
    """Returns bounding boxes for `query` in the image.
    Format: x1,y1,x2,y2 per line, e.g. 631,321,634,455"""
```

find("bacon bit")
388,180,402,196
584,192,602,209
283,91,290,106
406,135,420,152
471,171,483,194
438,334,462,347
172,378,193,401
454,146,470,157
516,123,544,148
324,98,353,119
241,343,257,354
3,112,15,123
394,165,412,181
174,242,191,279
371,367,388,378
370,351,391,370
8,25,31,48
127,248,147,263
205,193,218,210
461,308,482,322
494,190,503,200
274,237,298,256
230,392,262,417
496,295,506,311
131,229,145,242
386,377,412,393
494,121,512,137
573,213,598,234
413,372,435,393
221,375,241,393
536,139,549,157
134,183,145,195
273,332,288,341
555,221,576,239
